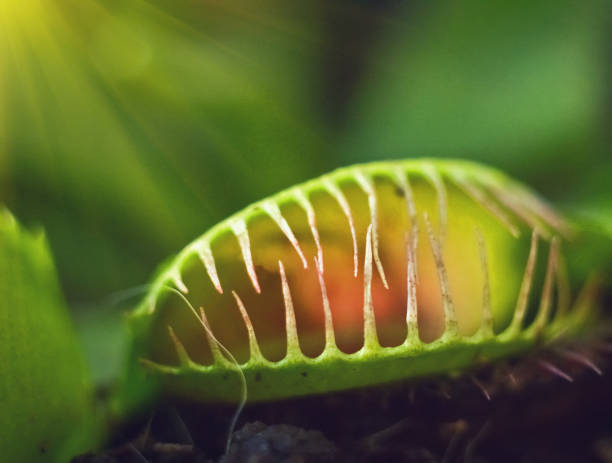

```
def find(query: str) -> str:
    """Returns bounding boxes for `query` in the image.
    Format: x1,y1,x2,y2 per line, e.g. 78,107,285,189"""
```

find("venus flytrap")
118,159,598,416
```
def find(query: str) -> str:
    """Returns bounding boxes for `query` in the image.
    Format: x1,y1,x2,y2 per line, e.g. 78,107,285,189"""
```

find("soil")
74,344,612,463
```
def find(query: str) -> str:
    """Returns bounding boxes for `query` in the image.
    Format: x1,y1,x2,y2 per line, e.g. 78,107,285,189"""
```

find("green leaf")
0,209,99,462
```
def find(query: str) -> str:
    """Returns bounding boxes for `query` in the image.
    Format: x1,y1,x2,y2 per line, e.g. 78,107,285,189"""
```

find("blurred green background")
1,0,610,383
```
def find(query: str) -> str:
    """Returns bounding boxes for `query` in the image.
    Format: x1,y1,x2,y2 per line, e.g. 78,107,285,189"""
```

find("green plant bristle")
118,159,594,414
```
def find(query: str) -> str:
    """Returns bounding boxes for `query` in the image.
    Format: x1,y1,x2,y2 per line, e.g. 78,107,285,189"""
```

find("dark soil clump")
75,347,612,462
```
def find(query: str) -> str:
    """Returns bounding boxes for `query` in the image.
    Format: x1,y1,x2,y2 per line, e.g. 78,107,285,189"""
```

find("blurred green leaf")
0,209,99,462
340,0,608,195
0,0,332,303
